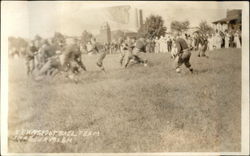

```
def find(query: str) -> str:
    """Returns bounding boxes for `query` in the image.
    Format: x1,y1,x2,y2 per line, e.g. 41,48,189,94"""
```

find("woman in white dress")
154,37,160,53
216,33,222,49
234,32,241,48
207,34,214,51
159,36,165,53
225,32,230,48
210,34,215,49
162,36,168,53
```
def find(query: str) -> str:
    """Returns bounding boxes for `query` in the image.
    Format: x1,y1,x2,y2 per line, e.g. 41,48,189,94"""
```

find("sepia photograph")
1,1,249,155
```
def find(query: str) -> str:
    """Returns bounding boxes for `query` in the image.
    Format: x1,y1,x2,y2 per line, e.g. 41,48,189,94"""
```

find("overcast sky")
1,1,246,39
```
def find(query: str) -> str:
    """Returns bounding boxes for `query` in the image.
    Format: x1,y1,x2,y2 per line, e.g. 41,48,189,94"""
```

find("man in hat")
172,32,193,73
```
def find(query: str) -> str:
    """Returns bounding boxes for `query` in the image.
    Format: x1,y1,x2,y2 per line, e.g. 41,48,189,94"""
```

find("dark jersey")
197,36,208,46
30,46,38,53
40,44,56,61
175,38,189,54
64,44,81,61
194,37,199,46
167,39,172,44
135,40,146,52
26,46,38,60
122,40,134,51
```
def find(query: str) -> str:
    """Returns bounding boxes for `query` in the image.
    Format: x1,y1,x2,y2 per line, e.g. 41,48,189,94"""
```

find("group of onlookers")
145,29,242,56
206,30,241,51
146,35,173,53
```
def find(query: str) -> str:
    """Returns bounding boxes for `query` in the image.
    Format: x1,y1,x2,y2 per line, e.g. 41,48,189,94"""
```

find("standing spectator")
167,36,172,53
211,34,216,49
234,31,241,48
162,35,168,53
186,35,193,50
207,34,213,51
220,31,225,48
225,31,230,48
159,36,165,53
154,37,160,53
229,32,234,48
216,32,222,49
193,32,199,51
197,33,208,57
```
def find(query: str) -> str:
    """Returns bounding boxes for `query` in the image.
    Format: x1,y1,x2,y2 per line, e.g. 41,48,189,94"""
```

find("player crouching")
124,35,148,68
172,32,193,74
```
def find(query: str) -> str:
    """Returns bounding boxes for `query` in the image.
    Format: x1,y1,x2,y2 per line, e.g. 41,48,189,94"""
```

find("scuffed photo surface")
2,1,246,153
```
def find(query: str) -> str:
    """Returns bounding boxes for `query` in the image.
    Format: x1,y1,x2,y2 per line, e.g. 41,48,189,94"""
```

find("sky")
1,1,246,39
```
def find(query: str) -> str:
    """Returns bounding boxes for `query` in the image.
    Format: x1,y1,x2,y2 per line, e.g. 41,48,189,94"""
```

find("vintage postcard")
1,1,249,155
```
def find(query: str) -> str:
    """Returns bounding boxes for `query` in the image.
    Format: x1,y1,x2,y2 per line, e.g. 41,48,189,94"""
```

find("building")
96,22,111,43
138,9,144,29
96,8,144,43
130,8,144,31
212,9,242,32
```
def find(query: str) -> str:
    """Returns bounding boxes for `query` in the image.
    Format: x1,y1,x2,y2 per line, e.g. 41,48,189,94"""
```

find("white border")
1,1,249,156
1,1,9,155
241,2,249,155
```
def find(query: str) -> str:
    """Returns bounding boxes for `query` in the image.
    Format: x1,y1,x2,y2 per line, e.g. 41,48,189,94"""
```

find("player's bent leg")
96,51,106,71
26,60,31,75
184,61,193,73
135,51,148,66
181,51,193,73
76,58,87,71
120,50,125,66
124,52,133,68
173,56,183,73
36,60,53,77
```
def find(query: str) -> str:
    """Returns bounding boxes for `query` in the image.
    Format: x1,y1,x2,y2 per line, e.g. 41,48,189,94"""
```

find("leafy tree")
197,20,214,35
138,15,167,39
170,20,190,33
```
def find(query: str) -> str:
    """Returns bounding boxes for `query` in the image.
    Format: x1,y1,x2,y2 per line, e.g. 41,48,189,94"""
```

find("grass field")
8,48,241,153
